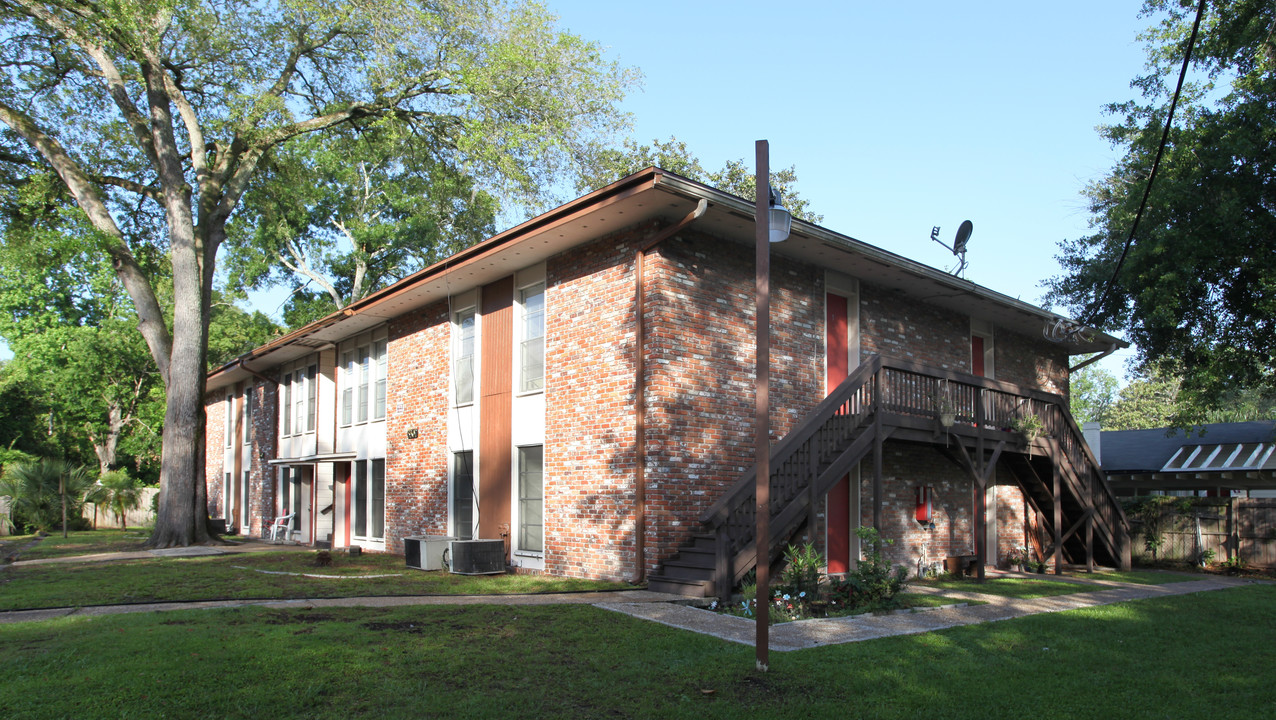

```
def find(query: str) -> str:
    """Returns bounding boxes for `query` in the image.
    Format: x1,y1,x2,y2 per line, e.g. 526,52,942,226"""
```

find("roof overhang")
1107,470,1276,491
209,167,1125,392
268,451,359,466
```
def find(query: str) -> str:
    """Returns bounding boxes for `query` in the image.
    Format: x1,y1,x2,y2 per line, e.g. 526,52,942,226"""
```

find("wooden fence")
1129,498,1276,568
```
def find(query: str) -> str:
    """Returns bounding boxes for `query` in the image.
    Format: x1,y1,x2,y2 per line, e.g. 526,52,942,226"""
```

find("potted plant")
1005,547,1025,571
1009,413,1044,443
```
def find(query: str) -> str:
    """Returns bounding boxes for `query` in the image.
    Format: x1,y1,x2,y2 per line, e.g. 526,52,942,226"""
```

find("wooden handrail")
696,354,1128,581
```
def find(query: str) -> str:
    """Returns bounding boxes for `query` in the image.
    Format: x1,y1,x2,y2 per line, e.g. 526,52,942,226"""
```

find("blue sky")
538,0,1157,378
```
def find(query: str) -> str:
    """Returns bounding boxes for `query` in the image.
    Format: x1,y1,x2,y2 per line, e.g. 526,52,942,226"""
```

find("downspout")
1068,343,1119,374
633,199,709,584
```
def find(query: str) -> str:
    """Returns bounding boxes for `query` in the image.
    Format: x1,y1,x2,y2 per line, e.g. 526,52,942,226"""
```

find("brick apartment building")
205,168,1131,596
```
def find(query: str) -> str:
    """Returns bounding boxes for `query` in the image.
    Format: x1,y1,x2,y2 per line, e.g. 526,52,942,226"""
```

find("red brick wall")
204,381,279,538
246,381,278,538
542,226,650,581
996,329,1070,396
994,480,1028,565
385,301,451,553
639,231,823,577
860,283,971,372
862,445,976,573
850,446,1029,575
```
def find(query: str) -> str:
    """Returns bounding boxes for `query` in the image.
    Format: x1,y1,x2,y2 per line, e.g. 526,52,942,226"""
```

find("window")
341,350,355,426
340,335,387,427
454,310,476,405
306,364,317,432
279,468,291,518
280,361,318,437
294,366,308,433
243,388,253,446
452,451,474,540
353,458,386,541
281,372,292,436
519,283,545,393
517,446,543,553
225,392,234,447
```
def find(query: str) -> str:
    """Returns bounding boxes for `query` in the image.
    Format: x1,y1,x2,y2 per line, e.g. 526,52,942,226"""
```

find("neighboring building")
1088,421,1276,498
205,168,1131,596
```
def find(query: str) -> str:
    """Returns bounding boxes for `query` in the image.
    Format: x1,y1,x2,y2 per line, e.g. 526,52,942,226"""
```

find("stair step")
647,575,714,598
664,552,714,569
656,561,715,581
687,534,717,552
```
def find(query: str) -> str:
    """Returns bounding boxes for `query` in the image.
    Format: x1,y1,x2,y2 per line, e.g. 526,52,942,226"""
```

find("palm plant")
98,469,143,531
0,459,94,534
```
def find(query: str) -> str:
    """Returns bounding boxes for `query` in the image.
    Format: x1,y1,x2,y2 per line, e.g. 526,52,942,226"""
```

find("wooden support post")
872,413,883,531
1052,459,1062,574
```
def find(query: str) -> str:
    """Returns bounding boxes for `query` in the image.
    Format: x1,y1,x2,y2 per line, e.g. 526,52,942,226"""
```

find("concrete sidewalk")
3,543,1260,650
596,574,1259,651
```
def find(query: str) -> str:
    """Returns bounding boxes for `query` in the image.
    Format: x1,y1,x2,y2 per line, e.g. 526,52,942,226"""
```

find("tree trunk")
91,404,124,475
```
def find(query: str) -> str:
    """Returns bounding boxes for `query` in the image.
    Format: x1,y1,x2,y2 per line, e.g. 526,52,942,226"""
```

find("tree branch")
10,0,161,170
0,101,173,385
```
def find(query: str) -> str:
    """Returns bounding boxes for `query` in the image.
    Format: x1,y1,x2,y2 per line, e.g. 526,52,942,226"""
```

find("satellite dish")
953,220,973,255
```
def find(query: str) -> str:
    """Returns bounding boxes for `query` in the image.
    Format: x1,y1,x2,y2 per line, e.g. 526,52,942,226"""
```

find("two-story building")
206,168,1131,596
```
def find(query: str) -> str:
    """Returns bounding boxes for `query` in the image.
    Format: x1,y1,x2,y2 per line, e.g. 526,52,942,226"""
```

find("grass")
1,528,150,560
0,531,633,610
1072,569,1194,585
910,576,1100,599
1,583,1272,718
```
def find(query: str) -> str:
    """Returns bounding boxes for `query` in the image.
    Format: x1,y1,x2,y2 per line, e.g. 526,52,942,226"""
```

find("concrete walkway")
596,574,1259,651
2,542,1261,649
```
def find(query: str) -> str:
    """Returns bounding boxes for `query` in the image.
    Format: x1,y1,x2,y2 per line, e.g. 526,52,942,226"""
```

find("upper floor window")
280,360,318,438
519,283,545,393
242,387,253,446
340,332,387,427
224,391,234,447
454,309,476,405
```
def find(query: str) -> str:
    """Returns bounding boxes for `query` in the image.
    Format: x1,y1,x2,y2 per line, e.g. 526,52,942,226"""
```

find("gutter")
632,198,708,584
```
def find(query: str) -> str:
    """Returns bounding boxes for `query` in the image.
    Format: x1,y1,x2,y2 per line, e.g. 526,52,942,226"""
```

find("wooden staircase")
647,356,1131,598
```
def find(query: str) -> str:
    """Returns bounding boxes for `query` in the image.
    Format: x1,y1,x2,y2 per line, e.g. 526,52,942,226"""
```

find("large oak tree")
0,0,634,546
1048,0,1275,419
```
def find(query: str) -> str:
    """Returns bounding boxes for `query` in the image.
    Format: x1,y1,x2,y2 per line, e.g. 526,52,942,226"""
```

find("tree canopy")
0,0,636,546
1048,0,1276,417
223,125,499,329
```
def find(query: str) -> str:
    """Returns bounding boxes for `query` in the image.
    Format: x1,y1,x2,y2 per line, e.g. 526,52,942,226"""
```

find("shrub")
830,527,908,609
778,542,824,601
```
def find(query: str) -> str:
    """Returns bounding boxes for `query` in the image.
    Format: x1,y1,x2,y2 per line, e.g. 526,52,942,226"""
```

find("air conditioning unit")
446,539,506,575
403,535,457,571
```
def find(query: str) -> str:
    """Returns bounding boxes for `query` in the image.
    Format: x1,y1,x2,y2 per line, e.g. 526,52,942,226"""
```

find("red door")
826,293,852,573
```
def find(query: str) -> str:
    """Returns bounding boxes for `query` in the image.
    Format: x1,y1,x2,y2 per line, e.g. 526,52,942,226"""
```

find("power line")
1082,0,1208,326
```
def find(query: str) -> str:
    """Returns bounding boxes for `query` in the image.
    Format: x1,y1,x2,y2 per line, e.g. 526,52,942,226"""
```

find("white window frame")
242,386,253,447
351,458,386,542
451,450,475,540
224,391,234,448
453,308,477,407
339,330,388,428
515,445,543,555
517,281,545,395
279,358,319,438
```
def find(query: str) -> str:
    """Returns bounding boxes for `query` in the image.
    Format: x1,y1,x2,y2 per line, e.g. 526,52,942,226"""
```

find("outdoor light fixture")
768,188,791,243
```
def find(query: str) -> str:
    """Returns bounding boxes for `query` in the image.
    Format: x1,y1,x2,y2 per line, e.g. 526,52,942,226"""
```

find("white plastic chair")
270,513,296,542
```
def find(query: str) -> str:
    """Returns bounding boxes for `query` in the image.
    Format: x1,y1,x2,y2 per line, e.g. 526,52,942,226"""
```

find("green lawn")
1,584,1272,719
0,550,633,610
1,528,150,560
910,576,1099,599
